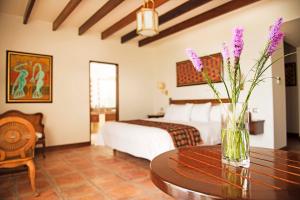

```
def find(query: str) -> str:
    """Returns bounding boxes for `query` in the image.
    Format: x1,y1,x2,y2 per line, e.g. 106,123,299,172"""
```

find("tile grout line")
37,159,67,200
6,146,174,200
78,150,151,199
14,175,19,200
64,154,113,200
92,154,164,199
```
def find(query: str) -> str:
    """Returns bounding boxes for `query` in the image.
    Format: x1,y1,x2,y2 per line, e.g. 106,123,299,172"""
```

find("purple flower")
267,18,284,56
232,27,244,58
221,42,230,61
186,48,203,72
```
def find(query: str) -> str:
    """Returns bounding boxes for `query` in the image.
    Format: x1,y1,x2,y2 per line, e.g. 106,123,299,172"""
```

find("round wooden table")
150,145,300,200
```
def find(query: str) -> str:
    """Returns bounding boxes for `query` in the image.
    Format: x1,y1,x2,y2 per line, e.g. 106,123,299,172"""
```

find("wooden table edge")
150,167,221,199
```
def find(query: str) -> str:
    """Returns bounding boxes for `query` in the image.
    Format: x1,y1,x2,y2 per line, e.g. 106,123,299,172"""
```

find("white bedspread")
96,118,221,160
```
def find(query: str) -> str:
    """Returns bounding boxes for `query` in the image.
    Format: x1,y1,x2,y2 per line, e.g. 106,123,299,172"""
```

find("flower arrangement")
186,18,286,167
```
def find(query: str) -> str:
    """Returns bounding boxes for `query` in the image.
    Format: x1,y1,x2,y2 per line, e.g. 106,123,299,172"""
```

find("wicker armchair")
0,110,45,158
0,117,38,195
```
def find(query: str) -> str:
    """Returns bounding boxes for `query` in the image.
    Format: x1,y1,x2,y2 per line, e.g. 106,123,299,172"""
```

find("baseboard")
44,141,91,152
280,146,288,150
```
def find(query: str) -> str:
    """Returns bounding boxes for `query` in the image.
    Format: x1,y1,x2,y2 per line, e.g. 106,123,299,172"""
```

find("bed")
96,98,230,160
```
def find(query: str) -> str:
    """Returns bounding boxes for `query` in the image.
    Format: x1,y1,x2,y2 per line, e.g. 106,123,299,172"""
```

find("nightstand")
248,113,264,135
249,120,265,135
147,114,164,118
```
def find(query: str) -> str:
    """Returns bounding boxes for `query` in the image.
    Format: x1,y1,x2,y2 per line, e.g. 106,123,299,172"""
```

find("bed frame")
169,98,231,105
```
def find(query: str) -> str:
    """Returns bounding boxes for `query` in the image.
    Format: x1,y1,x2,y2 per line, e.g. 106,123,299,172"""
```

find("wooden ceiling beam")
53,0,82,31
79,0,124,35
101,0,169,40
23,0,36,24
121,0,212,43
139,0,260,47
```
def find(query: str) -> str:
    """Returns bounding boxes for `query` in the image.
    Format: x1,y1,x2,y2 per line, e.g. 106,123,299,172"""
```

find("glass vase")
221,103,250,168
222,165,250,198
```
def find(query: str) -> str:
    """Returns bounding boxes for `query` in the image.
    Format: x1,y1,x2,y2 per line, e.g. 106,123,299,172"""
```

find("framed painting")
6,50,53,103
176,53,223,87
285,62,297,86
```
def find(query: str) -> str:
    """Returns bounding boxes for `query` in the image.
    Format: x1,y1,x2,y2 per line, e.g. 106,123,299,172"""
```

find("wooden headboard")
169,98,231,106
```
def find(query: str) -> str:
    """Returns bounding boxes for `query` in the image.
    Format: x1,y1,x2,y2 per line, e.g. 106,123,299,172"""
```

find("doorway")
284,42,300,150
89,61,119,145
282,17,300,151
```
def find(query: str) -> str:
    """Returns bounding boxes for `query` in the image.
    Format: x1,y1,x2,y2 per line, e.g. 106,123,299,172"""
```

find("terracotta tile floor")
0,146,174,200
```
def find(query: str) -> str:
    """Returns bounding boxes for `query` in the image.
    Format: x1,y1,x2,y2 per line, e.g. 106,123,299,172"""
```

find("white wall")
0,14,156,146
272,41,287,148
150,0,300,149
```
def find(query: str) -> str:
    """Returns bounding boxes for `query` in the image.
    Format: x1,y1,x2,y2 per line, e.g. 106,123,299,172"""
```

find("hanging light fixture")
136,0,159,37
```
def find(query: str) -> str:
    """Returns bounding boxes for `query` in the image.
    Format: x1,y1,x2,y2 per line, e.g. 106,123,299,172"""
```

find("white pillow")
210,104,230,122
210,105,222,122
164,104,193,121
190,103,212,122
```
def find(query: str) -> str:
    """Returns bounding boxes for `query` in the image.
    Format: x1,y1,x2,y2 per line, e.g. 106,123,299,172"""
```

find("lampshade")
157,82,165,90
136,0,159,37
157,81,168,96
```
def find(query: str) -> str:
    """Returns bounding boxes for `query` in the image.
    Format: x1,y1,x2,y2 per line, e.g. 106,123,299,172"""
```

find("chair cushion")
36,132,43,139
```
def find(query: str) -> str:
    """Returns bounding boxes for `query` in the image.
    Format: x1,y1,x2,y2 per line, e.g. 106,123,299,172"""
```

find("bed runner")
121,120,202,148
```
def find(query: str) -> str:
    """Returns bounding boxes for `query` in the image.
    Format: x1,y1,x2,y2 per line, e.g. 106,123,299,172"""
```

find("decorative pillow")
210,105,222,122
210,104,230,122
36,132,43,139
190,103,212,122
35,132,43,142
164,104,193,121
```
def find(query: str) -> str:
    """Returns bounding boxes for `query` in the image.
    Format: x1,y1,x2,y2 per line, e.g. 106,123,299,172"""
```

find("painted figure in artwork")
30,63,45,98
11,63,29,99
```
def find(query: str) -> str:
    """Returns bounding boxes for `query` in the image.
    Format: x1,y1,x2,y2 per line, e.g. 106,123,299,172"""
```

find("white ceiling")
283,18,300,47
0,0,230,44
